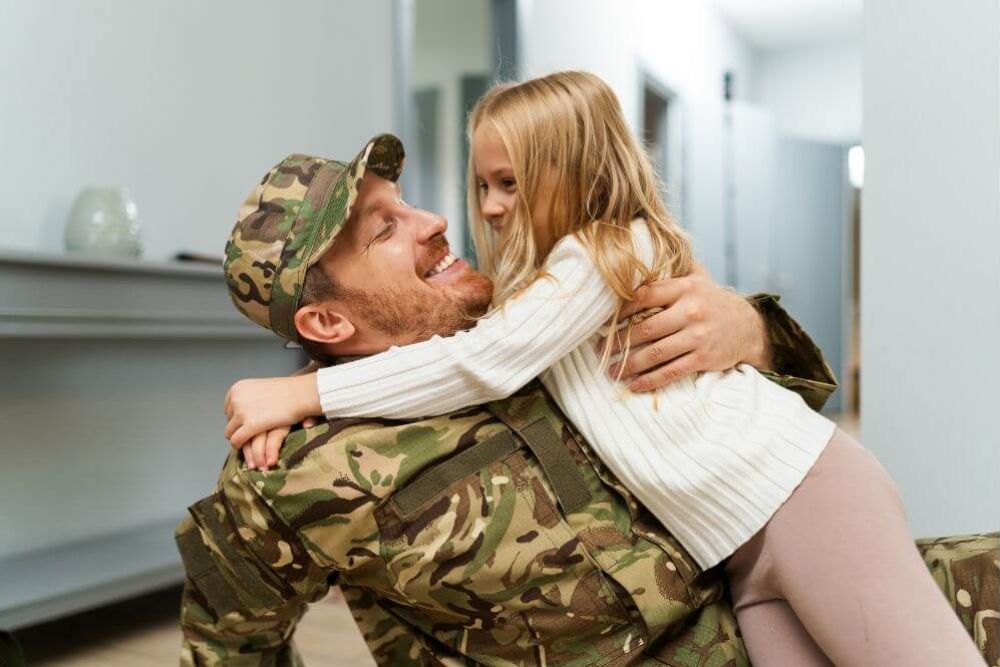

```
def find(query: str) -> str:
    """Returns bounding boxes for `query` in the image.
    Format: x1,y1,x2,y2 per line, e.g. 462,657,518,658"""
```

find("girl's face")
472,123,557,253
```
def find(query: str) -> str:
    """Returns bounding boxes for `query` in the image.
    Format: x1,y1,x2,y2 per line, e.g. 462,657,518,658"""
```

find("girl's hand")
224,373,322,449
241,417,319,472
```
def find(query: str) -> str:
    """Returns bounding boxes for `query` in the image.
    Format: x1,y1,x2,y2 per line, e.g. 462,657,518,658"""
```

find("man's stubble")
345,270,494,347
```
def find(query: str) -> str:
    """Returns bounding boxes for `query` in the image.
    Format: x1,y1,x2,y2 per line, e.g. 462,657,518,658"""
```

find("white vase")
65,188,143,258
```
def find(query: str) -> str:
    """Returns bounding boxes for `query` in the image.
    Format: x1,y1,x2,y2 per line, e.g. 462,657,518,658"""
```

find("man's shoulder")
240,406,500,515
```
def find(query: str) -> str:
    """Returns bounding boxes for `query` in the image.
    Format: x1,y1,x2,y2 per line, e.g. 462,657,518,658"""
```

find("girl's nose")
481,194,506,225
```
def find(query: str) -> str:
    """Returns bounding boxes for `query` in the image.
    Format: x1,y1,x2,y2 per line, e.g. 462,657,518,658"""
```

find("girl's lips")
426,257,467,282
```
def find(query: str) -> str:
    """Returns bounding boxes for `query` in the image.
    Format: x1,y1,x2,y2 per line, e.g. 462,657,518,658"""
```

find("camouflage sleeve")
176,456,332,666
748,293,839,412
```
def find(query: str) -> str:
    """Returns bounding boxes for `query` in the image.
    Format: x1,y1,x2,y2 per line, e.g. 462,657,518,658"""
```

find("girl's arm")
223,222,653,449
316,229,644,419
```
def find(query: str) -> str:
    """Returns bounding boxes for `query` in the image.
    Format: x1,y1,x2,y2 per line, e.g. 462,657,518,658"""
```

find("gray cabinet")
0,251,297,629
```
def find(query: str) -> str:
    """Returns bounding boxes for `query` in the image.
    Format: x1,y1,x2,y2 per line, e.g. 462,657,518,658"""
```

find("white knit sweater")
316,220,836,568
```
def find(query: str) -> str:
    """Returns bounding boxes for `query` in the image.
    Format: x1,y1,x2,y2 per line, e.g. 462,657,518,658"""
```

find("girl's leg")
726,429,984,667
731,597,832,666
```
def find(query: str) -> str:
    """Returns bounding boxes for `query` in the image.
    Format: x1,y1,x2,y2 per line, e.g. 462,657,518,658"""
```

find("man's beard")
344,270,494,346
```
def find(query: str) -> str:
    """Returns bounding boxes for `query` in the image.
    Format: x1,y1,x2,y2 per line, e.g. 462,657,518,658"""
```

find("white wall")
0,0,397,261
862,0,1000,536
0,0,401,559
518,0,757,279
756,42,862,143
411,0,493,253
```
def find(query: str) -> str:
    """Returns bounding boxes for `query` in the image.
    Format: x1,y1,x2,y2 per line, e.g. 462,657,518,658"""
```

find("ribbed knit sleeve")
315,229,632,420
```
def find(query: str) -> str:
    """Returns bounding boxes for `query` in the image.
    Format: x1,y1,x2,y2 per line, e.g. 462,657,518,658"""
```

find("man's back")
177,385,747,666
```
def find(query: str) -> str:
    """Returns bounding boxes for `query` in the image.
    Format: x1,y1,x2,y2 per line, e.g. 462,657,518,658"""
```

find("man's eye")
378,219,397,239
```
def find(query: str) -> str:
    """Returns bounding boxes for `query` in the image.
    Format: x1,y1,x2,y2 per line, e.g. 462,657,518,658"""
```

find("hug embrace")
180,71,998,665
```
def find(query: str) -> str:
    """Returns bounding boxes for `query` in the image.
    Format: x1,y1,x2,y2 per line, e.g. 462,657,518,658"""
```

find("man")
179,135,998,665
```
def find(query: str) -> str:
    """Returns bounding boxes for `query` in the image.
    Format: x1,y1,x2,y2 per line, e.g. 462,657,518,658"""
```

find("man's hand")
604,265,771,392
224,374,323,469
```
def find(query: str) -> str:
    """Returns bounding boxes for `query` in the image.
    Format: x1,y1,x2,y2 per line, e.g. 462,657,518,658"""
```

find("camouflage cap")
223,134,405,341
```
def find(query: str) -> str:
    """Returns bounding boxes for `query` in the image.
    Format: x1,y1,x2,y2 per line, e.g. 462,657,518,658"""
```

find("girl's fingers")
265,429,287,468
242,443,255,469
251,433,268,472
302,417,319,428
224,389,233,417
224,416,241,440
230,424,255,449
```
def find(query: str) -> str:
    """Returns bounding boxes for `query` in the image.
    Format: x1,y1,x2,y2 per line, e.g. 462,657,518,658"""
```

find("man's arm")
747,293,838,411
176,457,331,666
609,270,839,411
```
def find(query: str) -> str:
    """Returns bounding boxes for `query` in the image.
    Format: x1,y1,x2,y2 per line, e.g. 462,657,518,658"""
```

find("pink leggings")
724,429,985,666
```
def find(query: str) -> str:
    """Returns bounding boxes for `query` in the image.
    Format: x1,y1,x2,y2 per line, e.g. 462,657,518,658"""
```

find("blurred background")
1,0,996,664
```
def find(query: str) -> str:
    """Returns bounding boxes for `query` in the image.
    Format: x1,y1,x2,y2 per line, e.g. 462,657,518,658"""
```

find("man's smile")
421,248,470,283
425,253,468,281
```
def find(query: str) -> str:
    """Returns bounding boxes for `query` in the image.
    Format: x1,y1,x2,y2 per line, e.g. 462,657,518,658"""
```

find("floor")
13,413,861,666
14,586,374,666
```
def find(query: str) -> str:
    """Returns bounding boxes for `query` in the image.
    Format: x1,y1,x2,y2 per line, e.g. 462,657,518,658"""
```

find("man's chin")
450,267,494,320
354,266,494,347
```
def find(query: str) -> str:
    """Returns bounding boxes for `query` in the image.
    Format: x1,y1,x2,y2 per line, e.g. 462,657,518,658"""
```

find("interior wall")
862,0,1000,535
1,339,299,559
518,0,757,280
0,0,397,261
411,0,493,255
770,138,847,413
755,42,862,144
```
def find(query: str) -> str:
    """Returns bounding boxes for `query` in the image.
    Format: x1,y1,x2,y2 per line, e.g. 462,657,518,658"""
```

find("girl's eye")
477,181,488,193
502,178,517,190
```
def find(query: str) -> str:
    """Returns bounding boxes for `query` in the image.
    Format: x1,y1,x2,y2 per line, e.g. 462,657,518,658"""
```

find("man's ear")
294,303,356,347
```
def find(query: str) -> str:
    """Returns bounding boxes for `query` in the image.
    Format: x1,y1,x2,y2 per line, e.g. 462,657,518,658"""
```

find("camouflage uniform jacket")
176,295,837,667
180,381,759,666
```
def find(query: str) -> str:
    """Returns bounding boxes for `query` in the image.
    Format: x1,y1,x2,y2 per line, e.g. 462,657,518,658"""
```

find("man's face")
313,174,493,352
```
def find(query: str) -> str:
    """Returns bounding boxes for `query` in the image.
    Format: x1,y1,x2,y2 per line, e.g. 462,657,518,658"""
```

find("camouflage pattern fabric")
175,292,841,666
176,340,999,666
338,532,1000,667
179,385,749,666
748,293,839,412
223,136,404,342
917,532,1000,666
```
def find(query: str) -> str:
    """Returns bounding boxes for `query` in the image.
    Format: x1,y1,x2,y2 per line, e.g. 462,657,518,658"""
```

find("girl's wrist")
297,372,322,419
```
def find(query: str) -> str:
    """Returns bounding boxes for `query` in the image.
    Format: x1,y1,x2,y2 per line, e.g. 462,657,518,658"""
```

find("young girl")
224,72,983,665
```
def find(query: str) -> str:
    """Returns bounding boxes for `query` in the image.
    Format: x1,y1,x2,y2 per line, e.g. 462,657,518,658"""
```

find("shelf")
0,518,185,630
0,248,270,339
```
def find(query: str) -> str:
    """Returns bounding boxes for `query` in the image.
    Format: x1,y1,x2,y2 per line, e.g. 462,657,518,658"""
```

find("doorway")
640,71,685,220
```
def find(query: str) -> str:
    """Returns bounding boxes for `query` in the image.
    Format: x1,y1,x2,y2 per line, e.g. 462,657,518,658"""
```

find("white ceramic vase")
64,188,143,258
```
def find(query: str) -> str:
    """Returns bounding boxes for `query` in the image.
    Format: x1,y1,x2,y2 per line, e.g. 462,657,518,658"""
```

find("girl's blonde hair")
466,71,693,361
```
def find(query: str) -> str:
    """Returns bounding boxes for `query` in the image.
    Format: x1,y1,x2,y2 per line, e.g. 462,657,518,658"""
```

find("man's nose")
413,207,448,242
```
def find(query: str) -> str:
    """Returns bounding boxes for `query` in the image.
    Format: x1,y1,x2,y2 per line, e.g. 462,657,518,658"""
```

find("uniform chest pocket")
374,429,643,666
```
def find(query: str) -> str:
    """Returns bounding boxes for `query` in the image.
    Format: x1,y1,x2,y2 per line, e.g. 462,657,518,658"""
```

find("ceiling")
710,0,863,51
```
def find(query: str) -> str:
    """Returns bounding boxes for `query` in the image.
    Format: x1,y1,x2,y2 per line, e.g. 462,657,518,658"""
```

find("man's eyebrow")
358,200,383,222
